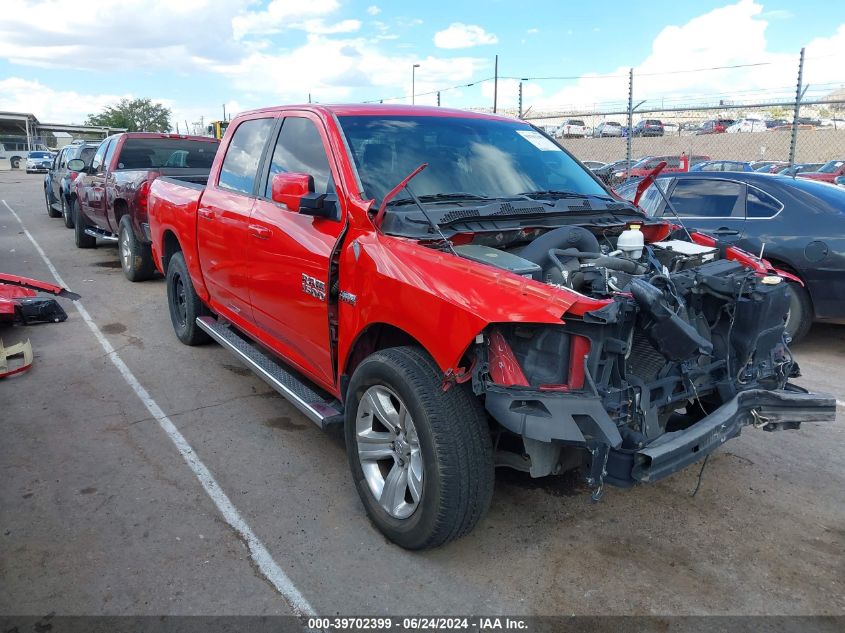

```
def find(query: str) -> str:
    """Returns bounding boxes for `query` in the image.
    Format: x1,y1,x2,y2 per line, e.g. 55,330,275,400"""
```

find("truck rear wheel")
345,346,494,550
119,216,155,282
74,205,96,248
166,251,210,346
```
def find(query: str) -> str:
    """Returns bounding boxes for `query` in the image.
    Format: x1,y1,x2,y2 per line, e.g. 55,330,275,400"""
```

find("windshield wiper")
390,192,493,206
518,189,616,202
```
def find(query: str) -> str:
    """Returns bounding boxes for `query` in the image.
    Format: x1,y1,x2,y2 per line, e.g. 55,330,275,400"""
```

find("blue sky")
0,0,842,129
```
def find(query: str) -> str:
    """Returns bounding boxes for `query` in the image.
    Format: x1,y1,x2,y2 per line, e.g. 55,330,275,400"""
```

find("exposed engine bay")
448,224,830,490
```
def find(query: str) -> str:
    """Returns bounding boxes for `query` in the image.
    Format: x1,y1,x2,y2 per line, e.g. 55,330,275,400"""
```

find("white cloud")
534,0,845,112
0,77,130,124
0,0,249,71
206,34,486,103
231,0,339,39
293,19,361,34
434,23,498,49
526,28,539,34
481,79,543,109
367,5,381,16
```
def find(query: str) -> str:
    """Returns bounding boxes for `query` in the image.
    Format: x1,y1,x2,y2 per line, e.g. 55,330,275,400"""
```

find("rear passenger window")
264,117,332,198
218,118,275,194
668,179,744,217
747,186,782,218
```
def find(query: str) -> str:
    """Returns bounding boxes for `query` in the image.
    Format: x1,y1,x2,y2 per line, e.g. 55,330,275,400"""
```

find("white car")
726,118,766,133
558,119,587,138
820,118,845,129
25,151,55,173
663,122,679,135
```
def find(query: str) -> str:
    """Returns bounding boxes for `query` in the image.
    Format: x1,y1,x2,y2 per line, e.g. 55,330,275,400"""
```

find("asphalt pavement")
1,171,843,616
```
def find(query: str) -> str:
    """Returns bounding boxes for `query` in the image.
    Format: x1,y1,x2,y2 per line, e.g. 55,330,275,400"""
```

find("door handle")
713,227,739,236
248,224,271,239
198,208,215,220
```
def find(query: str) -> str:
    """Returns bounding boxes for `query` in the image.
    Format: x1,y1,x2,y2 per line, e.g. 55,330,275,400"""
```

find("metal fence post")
788,47,805,169
518,81,523,119
626,68,633,180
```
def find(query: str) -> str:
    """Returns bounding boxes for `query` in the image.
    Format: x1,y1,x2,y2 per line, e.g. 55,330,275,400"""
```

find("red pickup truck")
148,105,834,549
67,132,219,281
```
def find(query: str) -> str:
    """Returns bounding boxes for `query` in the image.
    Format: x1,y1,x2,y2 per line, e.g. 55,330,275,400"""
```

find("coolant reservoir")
618,224,645,259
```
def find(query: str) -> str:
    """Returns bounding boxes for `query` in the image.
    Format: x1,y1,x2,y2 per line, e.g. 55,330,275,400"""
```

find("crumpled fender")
337,232,609,373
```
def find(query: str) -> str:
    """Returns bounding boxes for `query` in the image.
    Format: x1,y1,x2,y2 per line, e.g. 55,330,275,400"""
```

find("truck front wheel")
166,251,210,346
119,216,155,282
345,346,494,549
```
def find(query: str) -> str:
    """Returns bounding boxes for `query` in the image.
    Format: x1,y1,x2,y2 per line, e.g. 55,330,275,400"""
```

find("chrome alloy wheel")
119,228,132,272
355,385,423,519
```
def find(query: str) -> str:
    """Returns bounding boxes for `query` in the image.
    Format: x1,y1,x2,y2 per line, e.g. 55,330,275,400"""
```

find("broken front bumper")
606,386,837,486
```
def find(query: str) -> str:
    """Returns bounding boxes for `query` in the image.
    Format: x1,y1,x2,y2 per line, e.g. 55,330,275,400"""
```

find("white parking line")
2,200,316,617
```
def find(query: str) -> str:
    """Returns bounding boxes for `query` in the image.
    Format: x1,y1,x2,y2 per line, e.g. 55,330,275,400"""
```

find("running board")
84,227,118,242
195,316,344,429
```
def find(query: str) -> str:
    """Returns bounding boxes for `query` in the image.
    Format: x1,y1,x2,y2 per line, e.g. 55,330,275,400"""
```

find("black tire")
62,195,75,229
11,157,20,169
118,216,155,282
784,281,813,344
345,346,494,550
166,251,211,345
74,204,96,248
45,188,61,218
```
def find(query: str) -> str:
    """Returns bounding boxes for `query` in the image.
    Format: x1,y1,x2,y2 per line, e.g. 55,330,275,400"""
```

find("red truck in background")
147,104,834,549
67,132,219,281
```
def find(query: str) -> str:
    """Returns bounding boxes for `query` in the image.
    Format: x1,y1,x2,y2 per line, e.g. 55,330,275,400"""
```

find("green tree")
86,98,172,132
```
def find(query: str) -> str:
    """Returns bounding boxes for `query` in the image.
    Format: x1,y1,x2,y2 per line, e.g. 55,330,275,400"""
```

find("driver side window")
264,117,332,199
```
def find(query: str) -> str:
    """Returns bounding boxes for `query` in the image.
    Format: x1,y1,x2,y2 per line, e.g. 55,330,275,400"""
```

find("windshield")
616,179,669,216
30,152,50,158
818,160,844,173
337,115,607,205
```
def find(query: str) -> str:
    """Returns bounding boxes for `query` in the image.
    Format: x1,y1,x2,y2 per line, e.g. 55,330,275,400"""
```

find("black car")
592,159,636,185
615,171,845,342
632,119,664,137
44,140,100,228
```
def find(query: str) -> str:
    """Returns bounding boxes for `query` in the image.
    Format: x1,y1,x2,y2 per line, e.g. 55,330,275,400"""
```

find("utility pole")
626,68,633,180
493,54,498,113
518,80,523,119
788,47,805,169
437,91,441,107
222,103,226,121
412,63,420,105
308,93,312,104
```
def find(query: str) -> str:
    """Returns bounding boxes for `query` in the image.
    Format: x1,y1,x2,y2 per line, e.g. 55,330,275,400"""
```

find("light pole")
412,63,420,104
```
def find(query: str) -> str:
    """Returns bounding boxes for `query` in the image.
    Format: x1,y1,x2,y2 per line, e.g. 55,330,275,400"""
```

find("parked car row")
553,115,845,139
42,132,219,279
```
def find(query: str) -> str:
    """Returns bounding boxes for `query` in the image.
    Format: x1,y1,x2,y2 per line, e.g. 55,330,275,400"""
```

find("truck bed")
156,173,209,190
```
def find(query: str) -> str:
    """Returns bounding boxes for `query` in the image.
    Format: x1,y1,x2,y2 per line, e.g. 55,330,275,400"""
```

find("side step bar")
196,316,344,429
84,226,118,242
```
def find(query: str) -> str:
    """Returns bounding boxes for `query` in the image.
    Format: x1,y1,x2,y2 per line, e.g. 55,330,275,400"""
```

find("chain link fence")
517,50,844,184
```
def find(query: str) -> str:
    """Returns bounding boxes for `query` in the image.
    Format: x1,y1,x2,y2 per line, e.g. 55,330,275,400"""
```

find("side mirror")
67,158,86,172
271,172,339,220
835,176,845,187
271,172,312,211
